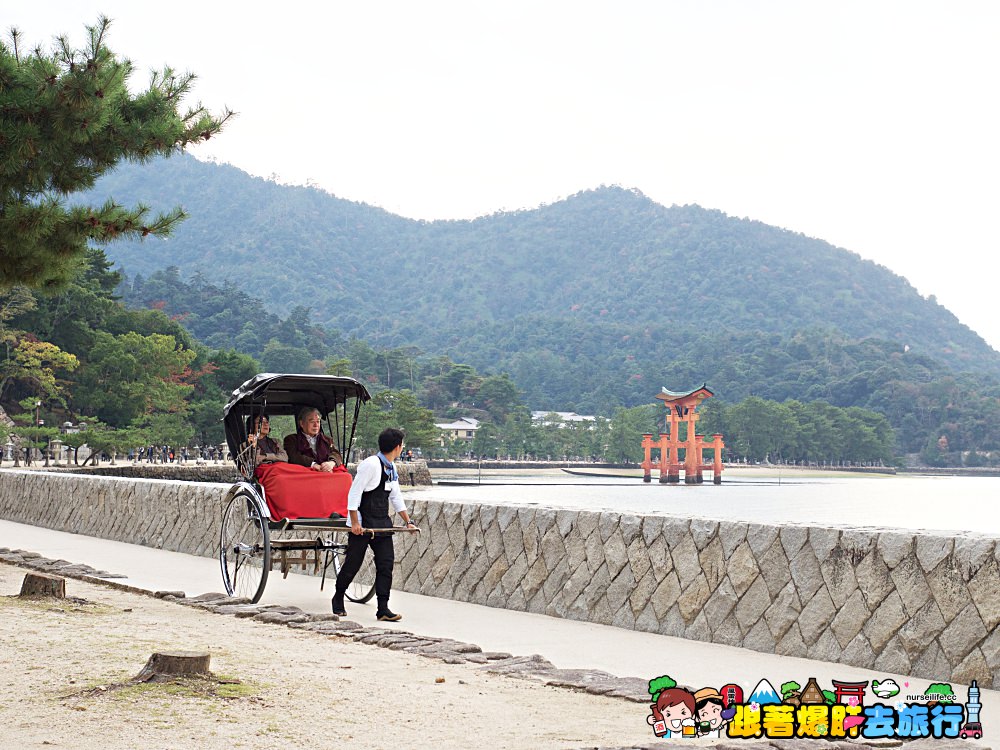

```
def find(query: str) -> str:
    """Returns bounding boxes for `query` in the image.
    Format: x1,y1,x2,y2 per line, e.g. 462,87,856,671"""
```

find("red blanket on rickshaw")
254,462,351,521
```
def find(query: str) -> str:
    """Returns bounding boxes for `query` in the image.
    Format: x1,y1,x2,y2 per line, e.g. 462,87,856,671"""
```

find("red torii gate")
641,384,725,484
832,680,868,707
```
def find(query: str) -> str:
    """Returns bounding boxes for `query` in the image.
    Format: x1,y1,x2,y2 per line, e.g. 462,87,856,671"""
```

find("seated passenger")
284,406,345,472
255,406,351,521
245,414,288,466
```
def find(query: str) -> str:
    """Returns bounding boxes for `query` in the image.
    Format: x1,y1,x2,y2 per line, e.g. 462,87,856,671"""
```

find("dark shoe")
331,594,347,617
376,609,402,622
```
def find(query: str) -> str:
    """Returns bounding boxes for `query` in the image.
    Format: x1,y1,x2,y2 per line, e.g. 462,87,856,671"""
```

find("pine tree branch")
9,27,21,63
0,18,232,287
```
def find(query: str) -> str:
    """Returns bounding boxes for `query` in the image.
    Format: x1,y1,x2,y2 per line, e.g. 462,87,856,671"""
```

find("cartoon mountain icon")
748,679,782,705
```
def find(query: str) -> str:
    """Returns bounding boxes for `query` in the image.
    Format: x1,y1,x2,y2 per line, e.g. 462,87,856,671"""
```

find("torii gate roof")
655,384,714,403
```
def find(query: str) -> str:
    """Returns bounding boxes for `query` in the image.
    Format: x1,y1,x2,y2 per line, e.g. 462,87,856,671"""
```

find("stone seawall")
396,500,999,688
0,471,226,558
1,470,996,686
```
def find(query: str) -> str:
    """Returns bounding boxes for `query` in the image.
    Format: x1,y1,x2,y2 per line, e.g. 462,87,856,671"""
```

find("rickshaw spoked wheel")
220,490,271,603
333,545,377,604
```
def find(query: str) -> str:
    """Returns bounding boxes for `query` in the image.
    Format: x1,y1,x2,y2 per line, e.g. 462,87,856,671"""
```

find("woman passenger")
246,414,288,466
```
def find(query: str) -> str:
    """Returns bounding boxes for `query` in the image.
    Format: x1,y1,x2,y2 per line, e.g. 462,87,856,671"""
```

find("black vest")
359,461,392,528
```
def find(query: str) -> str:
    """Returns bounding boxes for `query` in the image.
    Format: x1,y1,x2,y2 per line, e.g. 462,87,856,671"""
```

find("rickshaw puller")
332,428,415,621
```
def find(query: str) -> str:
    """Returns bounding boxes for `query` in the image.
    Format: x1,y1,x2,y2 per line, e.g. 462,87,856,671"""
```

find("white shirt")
346,454,406,526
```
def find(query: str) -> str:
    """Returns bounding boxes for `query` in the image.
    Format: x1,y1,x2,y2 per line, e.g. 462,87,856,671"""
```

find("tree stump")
19,572,66,598
134,651,212,682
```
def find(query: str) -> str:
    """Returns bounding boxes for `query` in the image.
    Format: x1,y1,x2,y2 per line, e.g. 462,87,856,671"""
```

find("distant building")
530,410,596,426
435,417,480,445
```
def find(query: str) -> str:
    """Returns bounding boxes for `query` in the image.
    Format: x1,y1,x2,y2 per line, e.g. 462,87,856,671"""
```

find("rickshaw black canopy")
223,373,371,471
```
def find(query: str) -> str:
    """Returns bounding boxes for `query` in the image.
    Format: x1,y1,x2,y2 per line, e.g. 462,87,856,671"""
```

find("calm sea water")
417,471,1000,536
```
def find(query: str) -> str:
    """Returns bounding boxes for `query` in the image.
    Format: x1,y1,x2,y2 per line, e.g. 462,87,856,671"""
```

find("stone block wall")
0,471,226,558
396,499,1000,688
1,471,996,686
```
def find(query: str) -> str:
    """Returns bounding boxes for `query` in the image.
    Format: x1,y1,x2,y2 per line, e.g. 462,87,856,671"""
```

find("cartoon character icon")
694,687,738,737
647,681,698,738
871,679,900,699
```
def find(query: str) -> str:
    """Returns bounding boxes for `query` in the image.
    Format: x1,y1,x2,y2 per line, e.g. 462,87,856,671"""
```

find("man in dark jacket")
283,406,344,471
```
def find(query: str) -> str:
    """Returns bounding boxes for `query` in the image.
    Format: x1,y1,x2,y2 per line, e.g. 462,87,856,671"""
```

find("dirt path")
0,563,657,749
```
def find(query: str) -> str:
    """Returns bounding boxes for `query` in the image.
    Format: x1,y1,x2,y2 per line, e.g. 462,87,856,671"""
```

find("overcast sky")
9,2,1000,351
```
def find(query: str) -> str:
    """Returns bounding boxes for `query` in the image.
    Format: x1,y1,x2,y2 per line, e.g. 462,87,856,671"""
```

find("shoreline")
431,462,1000,479
431,464,898,480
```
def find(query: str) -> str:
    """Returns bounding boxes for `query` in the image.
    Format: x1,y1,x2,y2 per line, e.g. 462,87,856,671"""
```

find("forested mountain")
88,155,996,370
81,154,1000,459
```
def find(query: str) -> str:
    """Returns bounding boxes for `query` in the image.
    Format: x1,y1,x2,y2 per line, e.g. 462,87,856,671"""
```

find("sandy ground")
0,563,659,750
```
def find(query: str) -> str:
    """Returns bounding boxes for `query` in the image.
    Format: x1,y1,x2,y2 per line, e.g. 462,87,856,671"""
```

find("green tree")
584,416,612,461
60,429,92,465
260,339,313,373
0,17,231,288
495,408,534,459
72,331,195,426
470,421,499,458
606,405,657,463
0,337,79,404
696,397,729,441
346,339,378,382
557,419,595,460
185,347,259,444
727,397,797,462
82,425,141,464
325,357,352,377
13,248,126,355
435,362,480,404
477,373,522,421
134,412,194,449
0,286,38,397
357,389,438,452
0,285,35,345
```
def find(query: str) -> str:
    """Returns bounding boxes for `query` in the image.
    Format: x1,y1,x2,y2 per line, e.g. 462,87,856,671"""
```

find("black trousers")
335,529,394,607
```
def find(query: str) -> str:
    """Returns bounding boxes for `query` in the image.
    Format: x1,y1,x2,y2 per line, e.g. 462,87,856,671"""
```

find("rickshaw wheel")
335,547,377,603
220,490,271,603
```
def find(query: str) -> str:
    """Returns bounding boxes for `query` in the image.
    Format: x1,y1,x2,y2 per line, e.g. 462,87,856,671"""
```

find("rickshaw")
219,373,384,606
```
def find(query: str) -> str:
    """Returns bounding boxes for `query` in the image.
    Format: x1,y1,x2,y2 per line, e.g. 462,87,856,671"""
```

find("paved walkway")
1,518,995,737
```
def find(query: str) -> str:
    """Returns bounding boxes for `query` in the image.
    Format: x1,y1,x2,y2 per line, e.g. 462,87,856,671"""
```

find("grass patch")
63,674,263,704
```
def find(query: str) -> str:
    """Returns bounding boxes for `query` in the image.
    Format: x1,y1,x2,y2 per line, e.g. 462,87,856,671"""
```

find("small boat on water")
561,467,645,479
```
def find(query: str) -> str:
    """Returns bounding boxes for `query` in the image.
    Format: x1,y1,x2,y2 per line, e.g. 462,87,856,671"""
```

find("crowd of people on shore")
128,444,225,464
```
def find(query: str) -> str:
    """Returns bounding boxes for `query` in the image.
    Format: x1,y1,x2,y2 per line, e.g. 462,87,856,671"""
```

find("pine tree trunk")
19,572,66,598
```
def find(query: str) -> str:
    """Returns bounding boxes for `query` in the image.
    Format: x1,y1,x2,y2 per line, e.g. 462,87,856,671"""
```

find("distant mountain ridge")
85,154,1000,411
